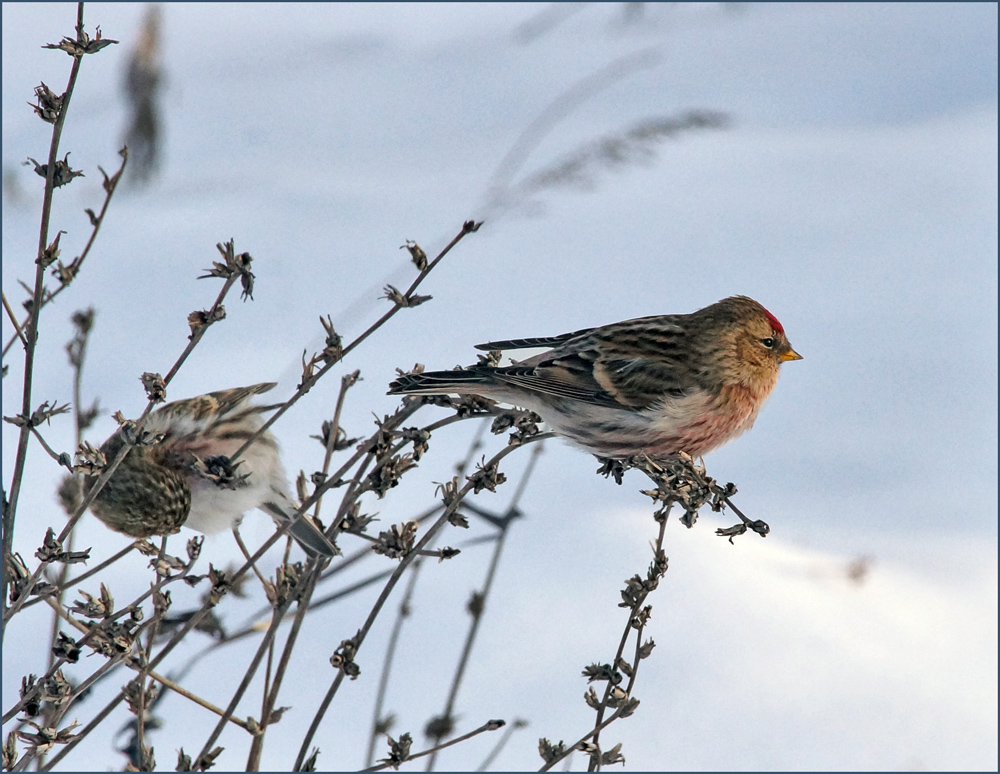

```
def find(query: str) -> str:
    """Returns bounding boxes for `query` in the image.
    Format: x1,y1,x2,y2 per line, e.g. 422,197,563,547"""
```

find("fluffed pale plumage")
86,383,336,557
388,296,801,459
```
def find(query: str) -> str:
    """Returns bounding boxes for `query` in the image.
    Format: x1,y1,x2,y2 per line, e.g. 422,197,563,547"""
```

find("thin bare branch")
425,444,544,770
228,220,481,466
4,0,89,624
2,292,28,347
293,432,552,770
363,719,506,772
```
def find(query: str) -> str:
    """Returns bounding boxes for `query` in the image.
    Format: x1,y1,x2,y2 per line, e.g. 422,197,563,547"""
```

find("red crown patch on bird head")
762,307,784,335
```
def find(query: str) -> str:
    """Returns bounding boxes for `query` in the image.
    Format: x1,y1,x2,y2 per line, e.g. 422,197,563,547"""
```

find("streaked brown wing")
158,383,277,423
490,360,624,408
204,382,278,412
591,357,694,408
477,314,700,410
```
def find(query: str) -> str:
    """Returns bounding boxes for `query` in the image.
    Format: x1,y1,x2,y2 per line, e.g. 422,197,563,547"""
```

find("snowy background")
2,2,997,771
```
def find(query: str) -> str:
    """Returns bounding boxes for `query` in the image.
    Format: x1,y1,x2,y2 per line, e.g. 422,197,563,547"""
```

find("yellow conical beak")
779,348,803,362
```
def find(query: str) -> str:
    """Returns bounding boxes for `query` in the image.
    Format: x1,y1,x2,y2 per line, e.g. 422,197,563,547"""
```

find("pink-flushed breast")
546,377,777,460
641,378,776,458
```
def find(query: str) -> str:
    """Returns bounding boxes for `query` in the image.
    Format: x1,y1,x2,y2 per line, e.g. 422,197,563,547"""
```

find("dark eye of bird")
760,337,775,348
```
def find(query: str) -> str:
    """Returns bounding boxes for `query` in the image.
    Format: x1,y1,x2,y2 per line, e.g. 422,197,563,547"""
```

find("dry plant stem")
681,461,762,534
40,325,90,766
320,457,377,559
312,370,359,523
58,304,92,582
0,149,127,361
188,566,396,673
322,410,483,548
245,556,327,772
4,1,87,618
318,408,497,545
246,402,457,770
18,606,174,738
476,720,526,772
193,599,296,765
16,543,135,612
233,527,270,589
38,327,91,760
39,689,122,772
719,492,756,529
132,537,170,765
363,719,505,772
11,310,480,763
350,532,453,558
162,506,448,676
246,635,279,772
365,559,423,768
292,432,552,770
12,742,53,772
191,599,292,758
15,613,165,770
586,508,670,773
42,596,254,732
39,550,258,772
10,207,479,763
299,402,422,527
307,400,477,554
4,273,237,624
41,592,236,769
425,532,508,773
2,292,28,347
2,273,241,629
175,522,355,765
27,426,67,465
310,503,440,592
311,403,497,532
147,669,253,732
299,566,393,614
538,707,629,773
162,272,239,385
212,536,408,652
48,650,130,730
2,430,133,625
228,220,479,466
425,445,544,771
4,421,149,629
3,547,200,723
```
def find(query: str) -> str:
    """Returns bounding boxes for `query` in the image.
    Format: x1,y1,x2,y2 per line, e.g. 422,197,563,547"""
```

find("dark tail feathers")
387,368,493,396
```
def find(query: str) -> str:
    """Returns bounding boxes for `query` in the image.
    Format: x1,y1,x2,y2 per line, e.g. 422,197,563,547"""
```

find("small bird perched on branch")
85,383,337,557
388,296,801,459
